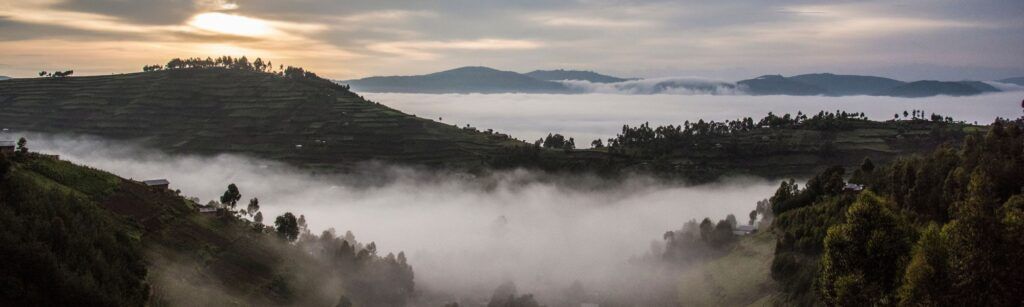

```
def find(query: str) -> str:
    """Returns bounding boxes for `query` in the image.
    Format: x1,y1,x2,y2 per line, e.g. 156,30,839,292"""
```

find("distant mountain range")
342,67,1012,97
524,69,633,83
736,73,1003,97
875,80,1000,98
343,66,573,94
998,77,1024,86
0,76,10,81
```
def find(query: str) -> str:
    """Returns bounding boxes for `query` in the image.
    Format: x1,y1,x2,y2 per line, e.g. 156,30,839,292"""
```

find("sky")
1,0,1022,80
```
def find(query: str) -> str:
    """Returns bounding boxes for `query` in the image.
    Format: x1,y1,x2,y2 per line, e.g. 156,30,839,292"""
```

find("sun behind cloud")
188,12,275,37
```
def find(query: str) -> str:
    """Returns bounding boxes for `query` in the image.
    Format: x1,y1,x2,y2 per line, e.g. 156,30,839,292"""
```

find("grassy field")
677,231,779,306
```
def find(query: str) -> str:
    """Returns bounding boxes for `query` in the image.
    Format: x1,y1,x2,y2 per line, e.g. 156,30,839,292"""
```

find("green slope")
0,68,522,170
677,232,779,307
0,153,414,306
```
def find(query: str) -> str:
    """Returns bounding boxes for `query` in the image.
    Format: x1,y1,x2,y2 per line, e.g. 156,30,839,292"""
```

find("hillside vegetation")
0,151,416,306
767,118,1024,306
0,64,983,181
520,111,983,181
0,67,521,170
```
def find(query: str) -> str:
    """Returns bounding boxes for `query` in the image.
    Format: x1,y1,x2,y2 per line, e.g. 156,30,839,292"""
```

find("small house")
0,140,14,156
844,183,864,192
733,225,757,236
143,179,170,190
197,205,219,215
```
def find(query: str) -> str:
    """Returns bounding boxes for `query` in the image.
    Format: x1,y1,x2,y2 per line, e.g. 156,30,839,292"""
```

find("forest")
768,117,1024,306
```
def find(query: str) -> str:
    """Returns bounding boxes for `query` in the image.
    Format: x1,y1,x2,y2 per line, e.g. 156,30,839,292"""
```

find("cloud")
367,39,543,60
558,77,743,95
27,132,780,303
0,0,1021,80
365,91,1022,144
533,16,653,28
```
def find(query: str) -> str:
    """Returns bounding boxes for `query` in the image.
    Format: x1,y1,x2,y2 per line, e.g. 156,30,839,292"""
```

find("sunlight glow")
188,12,275,37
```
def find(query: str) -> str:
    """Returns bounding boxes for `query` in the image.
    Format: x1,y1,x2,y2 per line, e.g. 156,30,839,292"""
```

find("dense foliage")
769,118,1024,306
0,155,149,306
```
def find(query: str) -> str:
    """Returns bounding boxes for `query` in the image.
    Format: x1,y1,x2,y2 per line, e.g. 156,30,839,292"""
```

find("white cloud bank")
369,92,1024,144
27,134,780,303
558,77,744,95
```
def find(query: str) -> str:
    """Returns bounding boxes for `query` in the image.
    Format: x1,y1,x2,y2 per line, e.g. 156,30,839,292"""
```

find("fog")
369,91,1023,144
558,77,743,95
29,133,779,303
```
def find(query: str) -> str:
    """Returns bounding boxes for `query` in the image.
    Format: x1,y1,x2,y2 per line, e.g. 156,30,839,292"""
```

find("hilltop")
342,66,573,94
737,75,828,96
788,73,905,96
0,67,522,170
524,69,632,83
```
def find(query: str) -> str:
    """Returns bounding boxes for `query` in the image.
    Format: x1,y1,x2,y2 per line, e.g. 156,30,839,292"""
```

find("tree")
898,224,951,306
38,71,47,77
254,211,263,224
219,184,241,210
819,192,912,306
860,157,875,173
246,198,260,217
298,214,308,234
725,214,738,228
699,218,714,242
942,170,1009,306
708,220,735,248
749,210,758,225
591,139,604,148
16,137,27,155
275,212,299,242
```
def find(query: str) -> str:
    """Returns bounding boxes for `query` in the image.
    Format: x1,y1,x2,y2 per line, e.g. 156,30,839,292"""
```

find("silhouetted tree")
246,198,260,217
219,183,242,211
275,212,299,242
16,137,27,155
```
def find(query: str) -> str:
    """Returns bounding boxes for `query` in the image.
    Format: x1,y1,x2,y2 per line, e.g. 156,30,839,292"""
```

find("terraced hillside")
0,68,520,169
0,68,984,180
524,118,983,181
